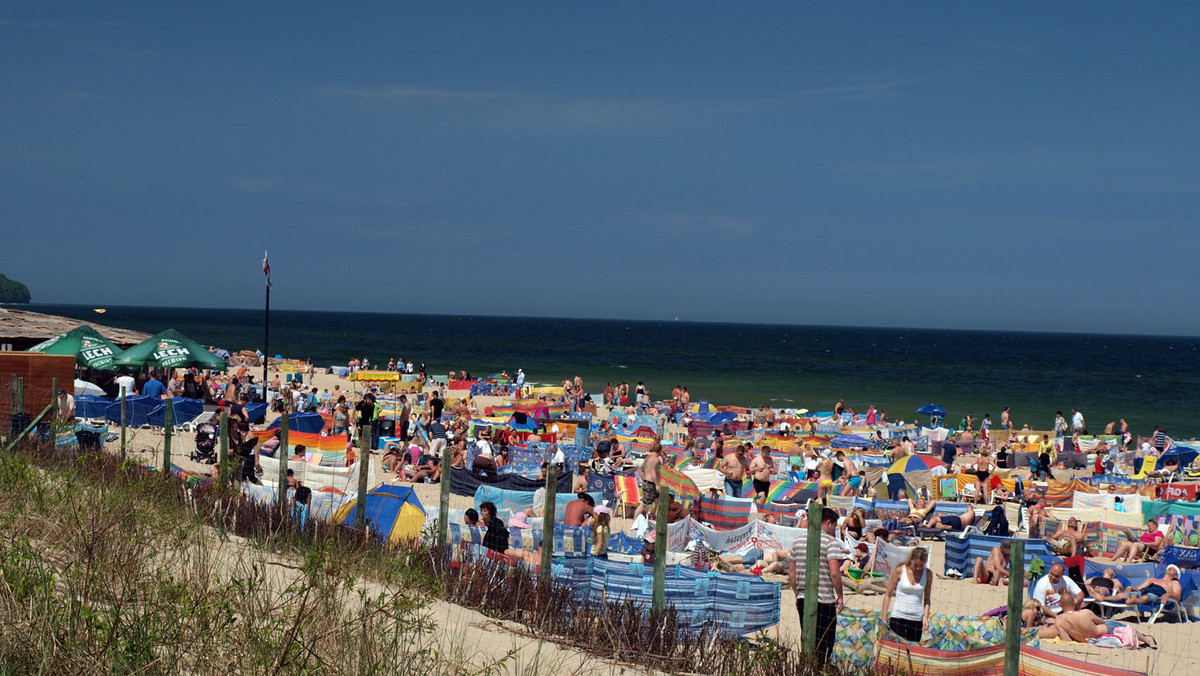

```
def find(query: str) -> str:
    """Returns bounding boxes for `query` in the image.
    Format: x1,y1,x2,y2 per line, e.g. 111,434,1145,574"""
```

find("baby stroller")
191,417,219,464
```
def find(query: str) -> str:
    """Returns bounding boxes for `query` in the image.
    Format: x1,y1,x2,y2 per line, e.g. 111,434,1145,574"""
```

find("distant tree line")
0,274,31,303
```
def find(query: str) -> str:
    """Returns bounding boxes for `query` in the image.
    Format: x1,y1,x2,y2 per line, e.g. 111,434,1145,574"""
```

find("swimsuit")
1141,583,1166,605
941,515,963,530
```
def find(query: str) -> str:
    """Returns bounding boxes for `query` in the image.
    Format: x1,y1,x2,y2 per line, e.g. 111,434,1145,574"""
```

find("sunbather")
974,543,1010,586
1113,565,1182,606
1026,498,1051,536
927,508,975,533
712,548,789,575
1085,568,1125,601
1049,517,1087,556
1113,519,1165,562
1024,597,1156,647
901,497,935,526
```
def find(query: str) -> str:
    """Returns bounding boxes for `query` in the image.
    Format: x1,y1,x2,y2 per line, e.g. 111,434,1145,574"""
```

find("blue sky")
4,4,1199,334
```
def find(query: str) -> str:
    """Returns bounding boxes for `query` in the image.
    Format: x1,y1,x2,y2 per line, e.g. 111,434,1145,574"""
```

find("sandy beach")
102,365,1192,676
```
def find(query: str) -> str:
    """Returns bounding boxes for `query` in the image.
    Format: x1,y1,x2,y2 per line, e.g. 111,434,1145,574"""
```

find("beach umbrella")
708,411,738,426
660,464,700,502
74,378,106,397
886,454,944,474
146,398,204,428
267,411,325,435
915,404,946,416
28,324,124,370
831,434,873,449
113,329,227,370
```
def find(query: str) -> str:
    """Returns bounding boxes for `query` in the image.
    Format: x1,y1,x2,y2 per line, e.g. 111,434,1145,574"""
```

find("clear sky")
4,4,1199,335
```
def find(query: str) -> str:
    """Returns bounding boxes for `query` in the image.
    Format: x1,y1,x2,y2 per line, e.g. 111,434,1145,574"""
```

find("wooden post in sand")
356,422,371,531
802,500,822,656
437,432,452,551
15,376,23,416
49,378,58,428
161,398,173,474
218,408,229,487
278,411,290,503
652,487,670,613
1004,539,1024,676
540,463,558,583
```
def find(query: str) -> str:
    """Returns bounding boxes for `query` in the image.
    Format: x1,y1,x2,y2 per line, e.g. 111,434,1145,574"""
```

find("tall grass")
0,441,866,675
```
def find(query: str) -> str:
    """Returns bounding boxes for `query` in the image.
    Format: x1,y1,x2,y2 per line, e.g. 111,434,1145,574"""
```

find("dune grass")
0,441,859,675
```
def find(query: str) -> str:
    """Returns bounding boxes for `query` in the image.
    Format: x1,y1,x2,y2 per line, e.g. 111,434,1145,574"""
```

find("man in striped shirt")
788,507,845,662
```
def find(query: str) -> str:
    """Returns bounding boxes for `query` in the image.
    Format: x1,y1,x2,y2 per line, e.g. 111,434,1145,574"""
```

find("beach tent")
28,324,124,370
145,397,204,427
267,411,325,435
113,329,228,370
333,484,426,544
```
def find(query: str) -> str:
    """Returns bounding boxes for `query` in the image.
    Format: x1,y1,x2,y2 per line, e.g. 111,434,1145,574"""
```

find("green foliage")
0,273,30,303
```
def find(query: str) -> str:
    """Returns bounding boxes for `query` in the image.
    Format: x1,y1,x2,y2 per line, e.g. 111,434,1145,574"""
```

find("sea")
18,304,1200,439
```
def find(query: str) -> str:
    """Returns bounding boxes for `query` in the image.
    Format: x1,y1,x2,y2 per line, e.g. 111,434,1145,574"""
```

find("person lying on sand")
711,548,789,575
1023,597,1156,648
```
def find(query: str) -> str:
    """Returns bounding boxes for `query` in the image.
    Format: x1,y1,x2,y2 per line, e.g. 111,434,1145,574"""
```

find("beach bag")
983,505,1009,537
1113,625,1138,649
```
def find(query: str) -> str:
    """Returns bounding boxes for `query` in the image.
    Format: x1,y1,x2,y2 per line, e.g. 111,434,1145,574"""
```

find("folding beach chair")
614,475,640,518
939,477,960,502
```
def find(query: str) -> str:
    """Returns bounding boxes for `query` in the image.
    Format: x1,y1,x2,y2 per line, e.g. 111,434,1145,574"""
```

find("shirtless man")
1115,565,1183,606
1028,596,1156,647
679,386,690,408
928,508,976,533
837,451,862,496
634,440,662,519
1085,568,1125,601
816,452,836,504
1000,406,1012,430
974,543,1010,586
720,445,747,497
1027,498,1052,537
1050,517,1088,557
749,446,776,500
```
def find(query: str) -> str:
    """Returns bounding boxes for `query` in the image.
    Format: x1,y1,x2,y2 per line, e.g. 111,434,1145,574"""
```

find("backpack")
983,505,1009,537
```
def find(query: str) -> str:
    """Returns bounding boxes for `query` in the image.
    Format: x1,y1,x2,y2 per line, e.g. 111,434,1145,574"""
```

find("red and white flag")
263,251,273,289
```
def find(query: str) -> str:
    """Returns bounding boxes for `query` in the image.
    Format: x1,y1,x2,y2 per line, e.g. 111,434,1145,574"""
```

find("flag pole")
262,251,271,401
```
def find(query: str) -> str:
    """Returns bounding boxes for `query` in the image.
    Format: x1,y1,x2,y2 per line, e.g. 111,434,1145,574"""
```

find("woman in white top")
881,547,932,642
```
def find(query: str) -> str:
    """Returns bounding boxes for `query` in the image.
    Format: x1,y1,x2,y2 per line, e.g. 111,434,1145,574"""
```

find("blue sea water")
20,304,1200,438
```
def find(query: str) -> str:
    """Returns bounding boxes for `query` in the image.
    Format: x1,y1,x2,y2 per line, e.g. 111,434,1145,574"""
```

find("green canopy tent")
112,329,228,370
27,324,124,370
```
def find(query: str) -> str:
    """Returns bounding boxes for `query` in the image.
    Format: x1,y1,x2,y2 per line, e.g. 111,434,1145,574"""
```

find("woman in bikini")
974,448,996,504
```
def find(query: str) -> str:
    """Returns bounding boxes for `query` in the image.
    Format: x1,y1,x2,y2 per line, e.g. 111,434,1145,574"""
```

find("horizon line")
8,301,1200,342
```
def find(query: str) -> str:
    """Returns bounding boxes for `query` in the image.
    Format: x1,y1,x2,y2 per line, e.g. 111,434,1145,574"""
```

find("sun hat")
644,530,656,543
1167,564,1181,576
594,505,611,515
510,512,531,529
